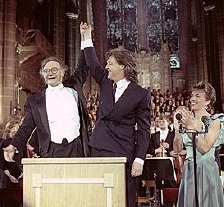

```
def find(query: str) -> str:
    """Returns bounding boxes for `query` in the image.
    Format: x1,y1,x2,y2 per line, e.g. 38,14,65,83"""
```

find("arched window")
106,0,179,54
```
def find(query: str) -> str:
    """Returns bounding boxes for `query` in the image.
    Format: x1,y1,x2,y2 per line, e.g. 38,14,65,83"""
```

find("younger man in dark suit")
80,22,151,207
148,114,175,157
147,114,177,203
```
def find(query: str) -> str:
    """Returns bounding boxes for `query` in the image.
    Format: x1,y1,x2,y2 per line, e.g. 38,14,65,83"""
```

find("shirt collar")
47,83,64,91
160,129,169,134
115,78,130,89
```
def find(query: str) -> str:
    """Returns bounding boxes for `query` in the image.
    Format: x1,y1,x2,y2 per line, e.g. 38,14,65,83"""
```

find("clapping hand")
161,141,169,149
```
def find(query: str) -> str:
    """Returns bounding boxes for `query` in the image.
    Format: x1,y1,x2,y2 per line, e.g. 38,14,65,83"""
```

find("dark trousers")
91,147,137,207
42,136,84,158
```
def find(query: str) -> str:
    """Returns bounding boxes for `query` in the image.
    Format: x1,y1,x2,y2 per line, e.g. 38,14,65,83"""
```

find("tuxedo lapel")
108,81,115,107
166,131,174,145
104,83,140,119
101,82,132,118
102,82,138,117
114,82,133,106
155,132,161,146
99,82,115,117
36,90,50,133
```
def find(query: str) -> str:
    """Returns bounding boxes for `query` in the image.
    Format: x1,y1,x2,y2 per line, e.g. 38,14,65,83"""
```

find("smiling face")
190,90,210,112
41,61,65,87
105,56,125,82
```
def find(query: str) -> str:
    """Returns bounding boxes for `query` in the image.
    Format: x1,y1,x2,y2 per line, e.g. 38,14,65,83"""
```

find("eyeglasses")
42,67,61,74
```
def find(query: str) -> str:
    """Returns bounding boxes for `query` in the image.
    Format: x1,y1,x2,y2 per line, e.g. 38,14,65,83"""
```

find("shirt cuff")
81,39,93,50
81,41,85,50
134,157,144,165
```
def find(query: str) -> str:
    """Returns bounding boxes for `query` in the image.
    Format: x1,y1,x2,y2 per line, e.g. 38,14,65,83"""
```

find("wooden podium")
22,157,127,207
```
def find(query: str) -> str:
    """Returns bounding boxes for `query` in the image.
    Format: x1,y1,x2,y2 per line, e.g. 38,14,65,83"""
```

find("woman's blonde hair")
2,120,20,139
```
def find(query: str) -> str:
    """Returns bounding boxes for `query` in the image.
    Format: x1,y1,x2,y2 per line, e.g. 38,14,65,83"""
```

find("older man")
4,51,90,159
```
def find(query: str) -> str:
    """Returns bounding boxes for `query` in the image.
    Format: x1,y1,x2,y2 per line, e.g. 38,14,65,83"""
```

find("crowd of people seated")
85,87,192,132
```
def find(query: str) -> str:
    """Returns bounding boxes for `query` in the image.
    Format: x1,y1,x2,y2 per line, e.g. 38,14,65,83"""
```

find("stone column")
66,18,76,76
53,0,65,61
92,0,107,64
0,0,17,123
177,0,191,89
136,0,147,50
203,2,222,112
90,0,108,93
161,42,171,92
216,0,224,110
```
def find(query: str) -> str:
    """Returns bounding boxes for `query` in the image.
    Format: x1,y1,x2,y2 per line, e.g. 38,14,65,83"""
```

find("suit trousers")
91,147,137,207
43,136,84,158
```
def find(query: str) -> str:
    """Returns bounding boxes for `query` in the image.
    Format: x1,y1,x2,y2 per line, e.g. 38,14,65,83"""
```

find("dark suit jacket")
147,130,175,157
11,51,90,157
84,47,151,160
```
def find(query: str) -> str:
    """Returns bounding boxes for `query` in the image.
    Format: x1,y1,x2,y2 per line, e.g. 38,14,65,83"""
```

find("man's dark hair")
106,48,138,83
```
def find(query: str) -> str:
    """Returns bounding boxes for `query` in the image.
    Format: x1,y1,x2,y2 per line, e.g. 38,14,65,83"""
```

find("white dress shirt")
159,129,169,142
46,83,80,144
81,39,93,50
114,79,130,102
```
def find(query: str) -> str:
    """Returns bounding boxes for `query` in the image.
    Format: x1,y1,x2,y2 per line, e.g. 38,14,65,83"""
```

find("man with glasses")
4,52,90,159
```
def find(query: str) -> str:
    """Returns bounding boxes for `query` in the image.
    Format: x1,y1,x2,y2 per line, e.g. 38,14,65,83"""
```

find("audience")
85,87,192,131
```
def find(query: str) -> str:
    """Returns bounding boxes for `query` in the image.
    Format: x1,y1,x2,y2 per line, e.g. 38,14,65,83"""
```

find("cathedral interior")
0,0,224,206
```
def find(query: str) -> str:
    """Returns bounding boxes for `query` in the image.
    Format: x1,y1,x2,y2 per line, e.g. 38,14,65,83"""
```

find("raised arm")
70,50,88,86
80,22,106,84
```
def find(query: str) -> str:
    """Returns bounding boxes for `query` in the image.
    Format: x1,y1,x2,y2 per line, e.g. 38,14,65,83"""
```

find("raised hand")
80,22,92,40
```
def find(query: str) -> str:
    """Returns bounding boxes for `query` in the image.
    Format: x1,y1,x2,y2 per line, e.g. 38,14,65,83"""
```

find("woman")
0,119,23,188
173,81,224,206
